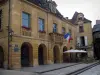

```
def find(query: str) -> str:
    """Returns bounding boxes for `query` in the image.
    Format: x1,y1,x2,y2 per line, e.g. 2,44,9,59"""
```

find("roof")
70,11,91,24
71,12,79,24
84,18,92,23
93,24,100,32
26,0,67,22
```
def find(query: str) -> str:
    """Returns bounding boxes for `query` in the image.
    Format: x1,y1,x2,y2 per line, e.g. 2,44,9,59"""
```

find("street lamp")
8,0,11,69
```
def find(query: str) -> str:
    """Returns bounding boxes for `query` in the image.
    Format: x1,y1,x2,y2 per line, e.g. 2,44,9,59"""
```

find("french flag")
64,33,73,43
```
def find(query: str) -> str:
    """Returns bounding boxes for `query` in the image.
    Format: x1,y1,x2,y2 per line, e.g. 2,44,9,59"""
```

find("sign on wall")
14,44,19,52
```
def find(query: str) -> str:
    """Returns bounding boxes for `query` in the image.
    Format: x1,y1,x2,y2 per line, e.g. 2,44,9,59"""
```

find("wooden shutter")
84,36,88,46
77,37,80,46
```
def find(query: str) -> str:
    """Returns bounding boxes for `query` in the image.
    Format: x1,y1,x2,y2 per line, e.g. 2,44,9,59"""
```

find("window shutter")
77,37,80,46
84,36,88,46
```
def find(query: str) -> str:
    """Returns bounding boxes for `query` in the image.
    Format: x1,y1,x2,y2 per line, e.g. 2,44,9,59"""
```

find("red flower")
39,30,46,33
22,26,31,30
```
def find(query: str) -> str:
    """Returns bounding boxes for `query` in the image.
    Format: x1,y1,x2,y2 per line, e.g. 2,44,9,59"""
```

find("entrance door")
38,45,44,65
63,46,67,62
21,43,31,67
53,46,60,63
0,46,4,68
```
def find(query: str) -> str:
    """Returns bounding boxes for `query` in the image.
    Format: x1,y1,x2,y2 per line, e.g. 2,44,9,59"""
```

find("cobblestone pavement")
0,62,98,75
78,65,100,75
0,69,37,75
0,63,77,75
17,63,77,73
41,64,91,75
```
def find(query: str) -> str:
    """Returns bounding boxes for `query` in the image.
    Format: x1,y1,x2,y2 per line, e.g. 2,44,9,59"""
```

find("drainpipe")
7,0,11,69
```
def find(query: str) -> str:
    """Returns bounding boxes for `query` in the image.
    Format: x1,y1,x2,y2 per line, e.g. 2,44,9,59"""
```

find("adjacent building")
93,20,100,59
70,12,93,58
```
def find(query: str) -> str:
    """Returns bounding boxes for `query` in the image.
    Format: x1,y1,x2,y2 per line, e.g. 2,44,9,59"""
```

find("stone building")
70,12,93,58
0,0,77,69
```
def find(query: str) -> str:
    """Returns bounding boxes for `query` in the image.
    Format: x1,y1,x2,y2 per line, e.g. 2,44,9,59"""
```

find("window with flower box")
38,18,45,32
22,12,30,30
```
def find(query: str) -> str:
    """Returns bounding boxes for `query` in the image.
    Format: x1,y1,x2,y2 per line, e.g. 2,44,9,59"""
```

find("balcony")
49,32,63,45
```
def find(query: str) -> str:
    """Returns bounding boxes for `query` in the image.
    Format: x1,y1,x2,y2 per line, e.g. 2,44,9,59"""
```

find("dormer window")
78,17,83,20
48,0,57,13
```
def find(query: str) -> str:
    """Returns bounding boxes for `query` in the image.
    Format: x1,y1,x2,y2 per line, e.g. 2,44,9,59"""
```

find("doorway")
38,44,47,65
0,46,4,68
63,46,68,62
53,45,60,63
21,42,33,67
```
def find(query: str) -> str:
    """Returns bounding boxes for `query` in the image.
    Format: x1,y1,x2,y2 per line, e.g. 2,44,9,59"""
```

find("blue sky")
54,0,100,27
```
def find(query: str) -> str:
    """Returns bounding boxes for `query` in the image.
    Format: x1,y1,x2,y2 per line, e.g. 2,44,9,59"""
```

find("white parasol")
63,49,87,53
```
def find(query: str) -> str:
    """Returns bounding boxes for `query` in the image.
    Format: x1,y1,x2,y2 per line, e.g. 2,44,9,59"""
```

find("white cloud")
54,0,100,27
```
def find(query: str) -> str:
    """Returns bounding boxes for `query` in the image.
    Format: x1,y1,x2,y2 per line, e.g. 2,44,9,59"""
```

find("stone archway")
0,46,4,68
38,44,47,65
63,46,68,62
53,45,60,63
21,42,33,67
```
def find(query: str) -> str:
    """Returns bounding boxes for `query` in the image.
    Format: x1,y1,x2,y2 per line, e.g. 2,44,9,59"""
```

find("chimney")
96,20,100,24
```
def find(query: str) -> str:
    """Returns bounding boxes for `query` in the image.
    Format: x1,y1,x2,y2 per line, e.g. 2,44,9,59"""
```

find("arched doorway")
38,44,47,65
21,42,33,67
53,45,60,63
0,46,4,68
63,46,68,62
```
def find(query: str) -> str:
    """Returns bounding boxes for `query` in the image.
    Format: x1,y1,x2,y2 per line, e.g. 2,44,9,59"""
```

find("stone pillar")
48,49,53,64
10,42,21,69
33,43,38,66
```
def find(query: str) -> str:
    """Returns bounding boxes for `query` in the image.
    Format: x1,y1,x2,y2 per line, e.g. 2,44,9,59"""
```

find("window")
69,29,72,35
62,27,66,34
78,17,83,20
22,12,30,28
79,26,84,32
38,18,45,31
53,23,57,32
80,36,85,46
0,10,2,30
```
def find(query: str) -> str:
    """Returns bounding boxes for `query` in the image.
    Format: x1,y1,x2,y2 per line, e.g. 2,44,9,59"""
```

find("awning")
63,49,87,53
